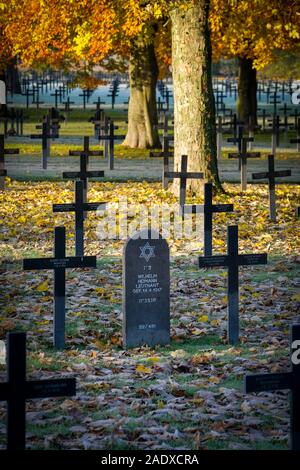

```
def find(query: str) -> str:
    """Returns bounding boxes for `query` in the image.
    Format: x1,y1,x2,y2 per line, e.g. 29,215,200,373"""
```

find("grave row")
1,153,299,449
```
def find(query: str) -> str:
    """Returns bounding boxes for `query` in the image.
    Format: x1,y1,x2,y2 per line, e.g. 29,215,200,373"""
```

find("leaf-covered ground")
0,180,299,450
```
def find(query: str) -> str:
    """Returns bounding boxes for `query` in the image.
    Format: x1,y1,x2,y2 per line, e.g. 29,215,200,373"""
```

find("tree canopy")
210,0,300,69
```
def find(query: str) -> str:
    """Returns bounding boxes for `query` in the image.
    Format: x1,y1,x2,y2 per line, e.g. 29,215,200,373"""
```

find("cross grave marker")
0,332,76,450
23,226,97,349
53,180,106,256
228,137,261,191
184,183,234,256
63,138,104,209
30,114,59,169
198,225,267,345
252,155,291,222
164,155,204,206
244,323,300,450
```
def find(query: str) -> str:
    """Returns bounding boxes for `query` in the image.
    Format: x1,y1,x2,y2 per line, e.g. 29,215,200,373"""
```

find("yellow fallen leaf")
17,216,26,224
210,319,221,326
36,280,49,292
192,328,205,336
209,376,220,384
198,315,209,322
292,294,300,302
136,364,152,374
170,349,186,358
146,356,160,363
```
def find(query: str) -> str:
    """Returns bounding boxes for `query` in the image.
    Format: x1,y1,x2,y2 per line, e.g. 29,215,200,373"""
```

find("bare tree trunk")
122,42,161,149
170,0,222,193
237,57,257,130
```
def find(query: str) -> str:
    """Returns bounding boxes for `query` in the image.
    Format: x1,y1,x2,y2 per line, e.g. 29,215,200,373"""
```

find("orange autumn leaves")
210,0,300,69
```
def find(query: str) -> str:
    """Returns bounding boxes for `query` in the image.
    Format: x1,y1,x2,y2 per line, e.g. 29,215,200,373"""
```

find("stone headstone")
123,229,170,348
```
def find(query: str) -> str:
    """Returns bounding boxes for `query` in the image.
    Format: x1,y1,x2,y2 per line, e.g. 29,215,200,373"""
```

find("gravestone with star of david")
123,229,170,349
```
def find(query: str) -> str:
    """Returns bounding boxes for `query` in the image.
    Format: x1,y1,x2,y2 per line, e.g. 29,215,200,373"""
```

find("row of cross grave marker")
163,151,292,222
23,136,106,349
0,107,26,137
215,112,300,165
2,178,299,449
27,103,124,170
161,152,292,223
149,114,295,196
225,124,292,194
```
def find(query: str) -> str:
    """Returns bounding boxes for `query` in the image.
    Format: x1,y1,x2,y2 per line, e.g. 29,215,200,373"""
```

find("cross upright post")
164,155,204,206
99,120,126,170
228,138,261,191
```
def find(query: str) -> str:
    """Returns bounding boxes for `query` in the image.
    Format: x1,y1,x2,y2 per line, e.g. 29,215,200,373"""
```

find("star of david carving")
139,242,155,262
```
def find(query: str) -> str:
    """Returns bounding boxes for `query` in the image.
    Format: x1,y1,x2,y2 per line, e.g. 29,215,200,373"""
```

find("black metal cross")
198,225,267,345
23,226,97,349
252,155,291,222
231,115,245,141
269,91,281,115
22,88,34,108
290,118,300,152
50,89,62,108
0,332,76,449
150,116,174,189
258,108,271,131
63,97,74,114
150,135,174,190
93,97,106,111
68,136,103,159
100,120,125,170
30,114,58,169
164,155,204,206
184,182,234,256
0,134,19,188
244,323,300,450
64,139,104,207
267,115,285,156
79,89,91,109
228,138,261,191
53,181,106,256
